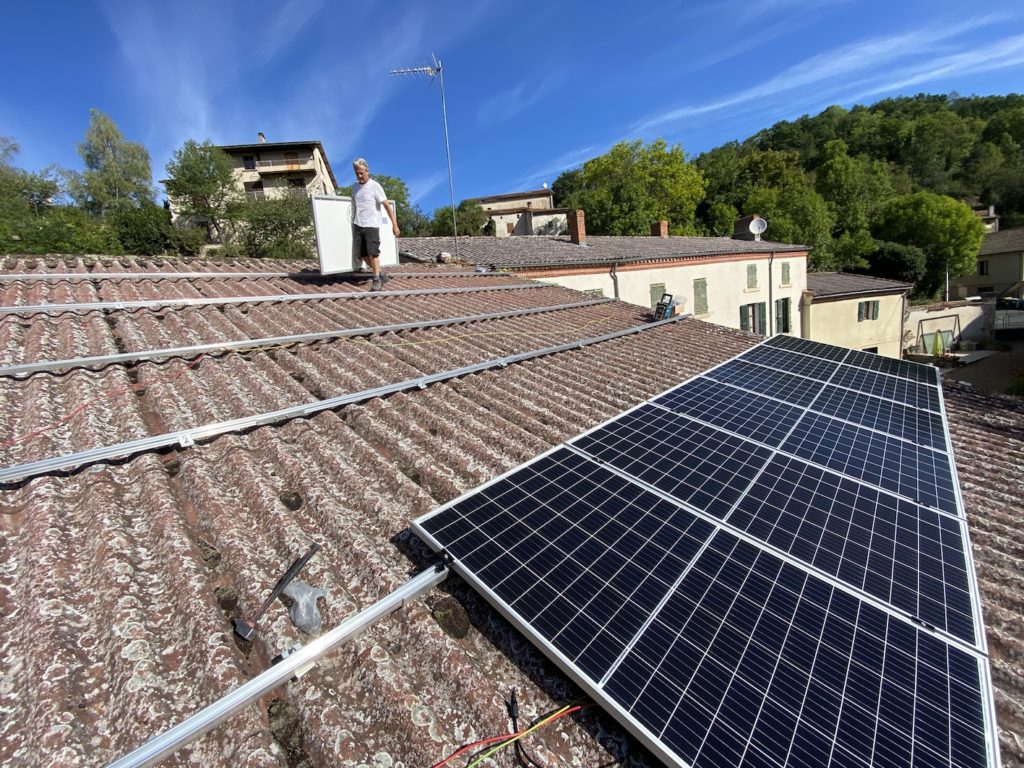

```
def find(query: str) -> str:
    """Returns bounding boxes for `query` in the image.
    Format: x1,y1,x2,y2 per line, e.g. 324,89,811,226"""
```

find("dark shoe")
379,271,391,284
370,278,383,292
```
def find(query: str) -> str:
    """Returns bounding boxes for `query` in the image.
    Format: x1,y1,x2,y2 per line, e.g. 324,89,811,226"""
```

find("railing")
994,310,1024,330
246,190,266,200
254,157,314,171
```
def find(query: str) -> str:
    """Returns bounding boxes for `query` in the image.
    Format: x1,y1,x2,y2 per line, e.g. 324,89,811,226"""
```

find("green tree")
111,203,171,255
234,195,313,259
164,140,238,240
871,191,985,297
431,199,488,236
68,109,153,217
744,184,834,269
338,173,431,234
860,241,927,285
552,139,705,235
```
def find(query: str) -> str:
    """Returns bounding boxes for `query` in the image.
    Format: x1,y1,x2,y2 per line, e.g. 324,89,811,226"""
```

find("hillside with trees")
554,93,1022,297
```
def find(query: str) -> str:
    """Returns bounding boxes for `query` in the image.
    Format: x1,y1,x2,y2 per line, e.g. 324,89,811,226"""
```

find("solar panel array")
413,335,998,768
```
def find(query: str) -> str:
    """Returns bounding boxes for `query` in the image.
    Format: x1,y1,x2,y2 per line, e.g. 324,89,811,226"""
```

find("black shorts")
353,224,381,260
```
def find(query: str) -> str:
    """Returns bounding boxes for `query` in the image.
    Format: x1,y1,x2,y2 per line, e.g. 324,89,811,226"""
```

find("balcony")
254,157,314,174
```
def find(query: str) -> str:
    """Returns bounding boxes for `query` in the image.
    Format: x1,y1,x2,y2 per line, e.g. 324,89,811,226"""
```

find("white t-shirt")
352,178,386,227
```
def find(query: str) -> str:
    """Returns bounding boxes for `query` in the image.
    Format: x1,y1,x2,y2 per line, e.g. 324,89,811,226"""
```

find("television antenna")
390,54,459,260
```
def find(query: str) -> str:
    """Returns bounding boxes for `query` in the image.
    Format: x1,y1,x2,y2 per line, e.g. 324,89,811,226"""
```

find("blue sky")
2,1,1023,213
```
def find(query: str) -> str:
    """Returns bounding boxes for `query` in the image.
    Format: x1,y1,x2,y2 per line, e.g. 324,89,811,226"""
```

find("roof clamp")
178,432,196,449
271,644,317,681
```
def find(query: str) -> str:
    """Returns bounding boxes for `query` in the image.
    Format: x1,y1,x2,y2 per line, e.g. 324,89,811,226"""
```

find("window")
242,155,255,170
746,264,758,289
288,177,306,188
781,262,791,286
774,297,791,334
243,180,264,200
693,278,708,316
858,300,880,321
650,283,667,310
740,302,767,334
582,288,604,297
978,260,989,276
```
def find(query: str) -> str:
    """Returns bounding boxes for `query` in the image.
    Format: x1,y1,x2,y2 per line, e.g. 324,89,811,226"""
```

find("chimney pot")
651,220,669,238
257,132,266,144
568,210,587,245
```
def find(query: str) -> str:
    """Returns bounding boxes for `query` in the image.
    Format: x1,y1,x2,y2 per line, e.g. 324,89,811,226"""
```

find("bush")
234,195,313,259
166,226,206,256
111,203,171,255
1,206,122,254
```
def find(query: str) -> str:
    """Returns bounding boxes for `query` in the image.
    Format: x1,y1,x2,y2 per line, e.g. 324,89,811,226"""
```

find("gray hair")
352,158,368,170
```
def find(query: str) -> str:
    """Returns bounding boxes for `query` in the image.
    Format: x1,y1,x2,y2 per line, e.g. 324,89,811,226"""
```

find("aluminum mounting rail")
0,282,543,316
0,270,513,282
106,562,449,768
0,314,686,484
1,298,615,377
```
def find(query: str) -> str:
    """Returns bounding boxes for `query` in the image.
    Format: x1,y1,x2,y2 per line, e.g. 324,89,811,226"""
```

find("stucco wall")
953,251,1024,296
530,254,807,333
906,302,990,346
805,294,905,357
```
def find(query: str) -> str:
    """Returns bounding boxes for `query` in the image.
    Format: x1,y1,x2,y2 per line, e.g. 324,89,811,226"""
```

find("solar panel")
413,337,997,768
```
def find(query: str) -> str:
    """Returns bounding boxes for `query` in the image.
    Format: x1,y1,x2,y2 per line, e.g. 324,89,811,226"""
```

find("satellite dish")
749,217,767,236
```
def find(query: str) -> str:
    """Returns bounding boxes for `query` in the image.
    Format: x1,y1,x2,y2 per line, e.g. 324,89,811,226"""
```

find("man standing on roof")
351,158,400,292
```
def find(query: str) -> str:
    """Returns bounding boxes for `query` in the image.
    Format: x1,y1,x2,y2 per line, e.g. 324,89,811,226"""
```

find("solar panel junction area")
412,335,999,768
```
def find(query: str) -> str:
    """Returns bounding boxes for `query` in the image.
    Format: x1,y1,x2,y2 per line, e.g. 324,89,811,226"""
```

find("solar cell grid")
812,384,947,450
604,533,989,768
765,333,852,361
417,447,718,682
412,335,995,768
739,345,843,382
842,348,938,384
782,412,957,514
831,365,940,412
726,454,976,643
653,377,804,447
572,403,773,519
706,359,822,407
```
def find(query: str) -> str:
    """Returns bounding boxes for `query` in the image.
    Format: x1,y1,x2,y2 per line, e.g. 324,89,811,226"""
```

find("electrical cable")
464,703,588,768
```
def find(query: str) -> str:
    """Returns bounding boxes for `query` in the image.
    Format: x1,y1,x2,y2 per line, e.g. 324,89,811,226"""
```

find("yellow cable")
464,704,575,768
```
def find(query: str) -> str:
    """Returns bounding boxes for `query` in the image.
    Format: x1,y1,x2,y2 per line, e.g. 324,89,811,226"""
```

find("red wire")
429,705,586,768
1,353,208,449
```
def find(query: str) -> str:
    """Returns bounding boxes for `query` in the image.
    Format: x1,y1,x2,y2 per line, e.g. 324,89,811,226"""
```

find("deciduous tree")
430,199,487,236
68,109,153,217
164,140,238,240
871,191,984,297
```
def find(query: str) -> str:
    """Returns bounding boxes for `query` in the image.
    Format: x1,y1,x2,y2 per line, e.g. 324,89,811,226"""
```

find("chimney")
733,214,765,241
257,132,266,144
651,220,669,238
568,209,586,245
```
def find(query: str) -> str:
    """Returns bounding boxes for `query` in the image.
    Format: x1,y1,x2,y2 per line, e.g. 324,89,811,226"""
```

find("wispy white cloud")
509,144,602,190
631,13,1008,133
408,172,447,205
476,74,565,126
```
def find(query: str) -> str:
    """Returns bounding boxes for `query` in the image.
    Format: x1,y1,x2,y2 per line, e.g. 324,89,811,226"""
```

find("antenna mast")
389,54,459,260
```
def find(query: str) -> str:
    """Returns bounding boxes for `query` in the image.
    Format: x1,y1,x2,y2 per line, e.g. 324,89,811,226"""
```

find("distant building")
950,226,1024,299
401,211,809,336
216,134,338,201
802,273,912,358
470,188,571,237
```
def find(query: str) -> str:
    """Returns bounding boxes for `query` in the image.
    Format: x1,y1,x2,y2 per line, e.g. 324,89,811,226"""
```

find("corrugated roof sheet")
400,234,808,269
0,254,1021,767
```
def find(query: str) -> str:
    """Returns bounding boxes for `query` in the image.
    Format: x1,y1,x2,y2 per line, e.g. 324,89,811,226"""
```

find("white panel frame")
312,194,399,275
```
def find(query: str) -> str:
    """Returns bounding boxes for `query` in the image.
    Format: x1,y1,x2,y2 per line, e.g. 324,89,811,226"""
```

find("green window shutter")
781,262,791,285
872,300,880,320
740,305,750,331
693,278,708,315
650,283,666,310
757,302,766,334
746,264,757,289
775,298,790,334
858,301,865,322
